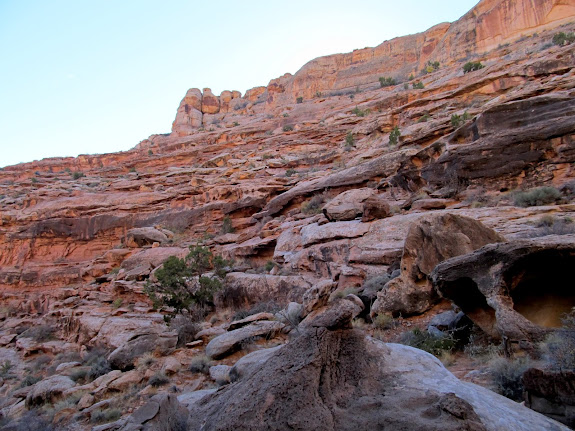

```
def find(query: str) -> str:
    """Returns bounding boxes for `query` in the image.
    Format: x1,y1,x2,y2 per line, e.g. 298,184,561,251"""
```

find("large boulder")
201,88,220,114
431,235,575,341
26,375,75,407
322,188,376,222
205,321,284,359
372,213,504,316
179,299,568,431
124,227,170,248
108,332,177,370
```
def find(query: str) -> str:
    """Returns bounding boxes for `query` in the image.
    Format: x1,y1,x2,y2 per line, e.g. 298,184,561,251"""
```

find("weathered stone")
431,235,575,341
108,332,177,370
322,188,376,222
228,312,276,331
209,364,231,383
201,88,220,114
301,279,337,316
229,346,282,383
125,227,169,248
205,321,284,359
372,213,504,316
26,375,75,407
361,195,392,222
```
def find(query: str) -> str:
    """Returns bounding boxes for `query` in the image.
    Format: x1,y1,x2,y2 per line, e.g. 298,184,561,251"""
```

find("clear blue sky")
0,0,479,167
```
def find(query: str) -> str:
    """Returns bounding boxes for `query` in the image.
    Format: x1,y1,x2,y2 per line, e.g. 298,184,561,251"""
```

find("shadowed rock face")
431,235,575,341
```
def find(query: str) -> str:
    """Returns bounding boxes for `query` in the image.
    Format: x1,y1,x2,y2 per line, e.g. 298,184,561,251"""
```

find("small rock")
209,365,231,384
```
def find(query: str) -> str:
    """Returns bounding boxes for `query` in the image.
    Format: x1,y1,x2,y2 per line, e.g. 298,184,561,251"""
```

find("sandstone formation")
431,234,575,341
372,213,505,317
0,0,575,428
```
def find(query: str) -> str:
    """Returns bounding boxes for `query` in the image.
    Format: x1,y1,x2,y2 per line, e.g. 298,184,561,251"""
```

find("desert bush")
388,126,401,146
111,298,123,309
232,300,282,321
351,106,370,117
282,125,294,132
422,60,440,74
71,171,85,180
488,357,532,401
373,314,396,330
144,245,231,320
285,168,297,177
541,309,575,370
1,360,13,377
301,193,326,214
379,76,396,87
552,32,575,46
513,186,561,207
362,274,391,293
451,111,470,128
69,368,89,383
329,287,360,302
296,97,303,104
170,315,201,348
412,81,424,89
87,357,112,381
149,371,170,387
91,408,122,424
463,61,484,73
221,215,235,234
530,215,575,237
18,374,42,388
19,325,55,342
1,409,54,431
344,132,355,150
399,328,456,357
417,113,430,123
264,260,276,272
189,355,211,374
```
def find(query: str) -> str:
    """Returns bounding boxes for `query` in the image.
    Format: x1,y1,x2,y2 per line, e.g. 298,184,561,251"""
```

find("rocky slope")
1,0,575,429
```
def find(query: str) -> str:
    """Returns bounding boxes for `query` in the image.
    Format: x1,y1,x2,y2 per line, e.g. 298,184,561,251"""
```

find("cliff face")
1,0,574,292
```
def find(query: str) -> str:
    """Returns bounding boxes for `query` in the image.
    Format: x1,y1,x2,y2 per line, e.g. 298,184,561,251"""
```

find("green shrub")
399,328,456,357
232,300,282,321
379,76,396,87
264,261,276,272
0,360,13,377
221,215,235,234
351,106,370,117
189,355,212,374
422,60,440,74
301,193,326,215
18,374,42,388
403,83,409,90
72,171,85,180
87,357,111,380
362,274,390,293
91,408,122,424
417,113,430,123
70,368,89,383
463,61,484,73
451,111,470,128
513,186,561,207
19,325,55,342
148,149,153,155
344,132,355,149
149,372,170,387
285,168,297,177
552,32,575,46
111,298,123,309
296,97,303,104
283,124,294,132
412,81,424,89
144,245,231,320
542,310,575,370
373,314,395,330
389,126,401,146
488,357,532,401
315,91,322,98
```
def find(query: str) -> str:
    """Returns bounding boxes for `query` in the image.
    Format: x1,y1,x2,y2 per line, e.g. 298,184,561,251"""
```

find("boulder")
322,188,376,221
301,279,337,316
180,299,567,431
205,321,284,359
26,375,75,407
172,88,203,134
108,370,144,391
228,312,276,331
229,346,282,382
431,235,575,341
412,198,449,210
108,332,177,370
124,227,169,248
118,394,191,430
216,273,311,309
361,195,392,222
201,88,220,114
209,365,231,384
372,213,504,316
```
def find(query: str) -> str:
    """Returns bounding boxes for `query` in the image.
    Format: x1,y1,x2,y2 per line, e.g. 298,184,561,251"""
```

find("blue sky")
0,0,479,167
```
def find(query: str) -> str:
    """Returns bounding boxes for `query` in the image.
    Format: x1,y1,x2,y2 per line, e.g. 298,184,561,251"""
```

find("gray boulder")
205,321,284,359
108,332,177,370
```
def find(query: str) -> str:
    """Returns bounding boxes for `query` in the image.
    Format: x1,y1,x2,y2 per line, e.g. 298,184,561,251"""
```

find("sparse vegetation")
422,60,440,74
412,81,424,89
112,298,123,309
379,76,396,87
512,186,561,207
71,171,85,180
189,355,212,374
296,97,303,104
87,356,112,381
301,193,327,215
541,309,575,370
417,113,430,123
388,126,401,146
351,106,370,117
373,314,396,330
488,356,532,401
283,124,294,132
285,168,297,177
148,149,153,155
463,61,484,73
91,408,122,424
221,215,235,234
264,260,276,272
0,360,13,377
144,245,231,320
149,371,170,387
19,324,55,342
344,132,355,150
531,215,575,237
399,328,456,357
552,31,575,46
451,111,470,128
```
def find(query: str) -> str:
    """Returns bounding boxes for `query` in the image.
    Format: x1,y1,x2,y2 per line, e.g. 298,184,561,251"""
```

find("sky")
0,0,479,168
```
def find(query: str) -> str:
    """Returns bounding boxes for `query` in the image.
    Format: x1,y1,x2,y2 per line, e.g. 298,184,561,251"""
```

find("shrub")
1,360,13,377
18,374,42,388
389,126,401,146
399,328,456,357
71,171,85,180
344,132,355,149
417,113,430,123
422,60,440,74
373,314,395,330
282,124,294,132
233,121,239,126
379,77,396,87
541,310,575,370
351,106,370,117
144,245,231,320
87,356,112,381
69,368,89,383
148,149,153,155
451,111,470,128
362,274,390,293
264,261,276,272
170,315,201,348
232,300,282,321
189,355,212,374
19,325,55,342
149,372,170,387
296,97,303,104
315,91,322,98
301,193,326,215
552,32,575,46
403,83,409,90
91,408,122,424
221,215,235,234
488,357,532,401
513,186,561,207
412,81,424,89
531,216,575,237
111,298,123,309
285,168,297,177
463,61,484,73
